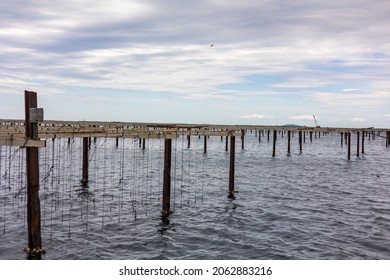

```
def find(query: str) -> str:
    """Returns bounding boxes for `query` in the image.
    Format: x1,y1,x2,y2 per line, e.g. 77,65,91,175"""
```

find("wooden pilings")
299,131,302,154
228,135,235,198
387,131,390,147
241,129,245,150
81,137,89,185
225,136,228,151
287,131,291,156
347,132,351,161
24,90,43,257
162,138,172,216
204,135,207,154
272,130,277,157
362,131,365,154
357,131,360,157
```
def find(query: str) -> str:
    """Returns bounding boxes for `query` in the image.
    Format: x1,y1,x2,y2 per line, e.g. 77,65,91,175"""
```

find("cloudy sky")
1,0,390,127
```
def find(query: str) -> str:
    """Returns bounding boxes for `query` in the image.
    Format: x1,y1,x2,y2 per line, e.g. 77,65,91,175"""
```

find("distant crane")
313,115,320,128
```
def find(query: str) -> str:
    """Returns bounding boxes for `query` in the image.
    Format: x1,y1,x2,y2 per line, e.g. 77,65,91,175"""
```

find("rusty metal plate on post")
30,108,44,123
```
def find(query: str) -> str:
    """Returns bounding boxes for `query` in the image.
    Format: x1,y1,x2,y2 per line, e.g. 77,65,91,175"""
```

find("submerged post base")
24,246,45,258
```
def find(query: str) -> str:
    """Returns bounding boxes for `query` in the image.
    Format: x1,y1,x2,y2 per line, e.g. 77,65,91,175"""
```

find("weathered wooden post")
259,130,261,142
162,138,172,216
267,130,270,142
287,130,291,156
347,132,351,161
341,132,343,147
203,135,207,154
225,136,228,151
142,138,146,150
187,129,191,149
362,131,365,154
81,137,89,185
357,131,360,157
228,135,235,199
272,130,277,157
24,90,43,257
299,130,302,154
241,129,245,150
303,131,306,143
310,131,313,143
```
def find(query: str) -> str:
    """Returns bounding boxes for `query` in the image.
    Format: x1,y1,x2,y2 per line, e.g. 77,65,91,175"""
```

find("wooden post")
187,130,191,149
347,132,351,161
228,135,235,198
310,131,313,143
162,139,172,216
287,130,291,156
225,136,228,151
272,130,277,157
116,137,119,147
299,131,302,154
81,137,89,185
24,90,43,257
357,131,360,157
259,130,261,142
341,132,343,147
267,130,270,142
303,131,306,143
362,131,365,154
203,135,207,154
142,138,146,150
241,129,245,150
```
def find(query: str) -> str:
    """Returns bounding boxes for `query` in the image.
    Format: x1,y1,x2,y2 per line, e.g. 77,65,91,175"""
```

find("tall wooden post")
357,131,360,157
299,131,302,154
272,130,277,157
203,135,207,154
303,131,306,143
267,130,270,142
24,90,43,257
362,131,365,154
187,134,191,149
347,132,351,161
162,138,172,216
142,138,146,150
81,137,89,185
310,131,313,143
241,129,245,150
287,130,291,156
259,130,261,142
228,135,235,198
225,136,228,151
341,132,343,147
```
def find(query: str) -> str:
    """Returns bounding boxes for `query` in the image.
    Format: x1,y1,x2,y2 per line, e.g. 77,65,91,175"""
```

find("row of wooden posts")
4,90,390,258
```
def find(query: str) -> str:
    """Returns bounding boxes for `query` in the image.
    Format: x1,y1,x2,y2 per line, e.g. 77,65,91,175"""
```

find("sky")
1,0,390,127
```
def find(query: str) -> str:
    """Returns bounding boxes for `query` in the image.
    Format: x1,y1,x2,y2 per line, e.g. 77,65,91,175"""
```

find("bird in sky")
210,44,214,47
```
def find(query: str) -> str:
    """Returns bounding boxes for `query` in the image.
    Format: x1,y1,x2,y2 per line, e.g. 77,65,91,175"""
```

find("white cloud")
350,117,367,123
239,113,272,119
289,115,316,121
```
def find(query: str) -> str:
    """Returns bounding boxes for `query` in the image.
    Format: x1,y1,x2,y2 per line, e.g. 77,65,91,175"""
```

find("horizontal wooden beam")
0,138,46,147
1,119,389,141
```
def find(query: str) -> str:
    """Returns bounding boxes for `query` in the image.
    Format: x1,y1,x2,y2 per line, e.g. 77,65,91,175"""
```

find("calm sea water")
1,131,390,259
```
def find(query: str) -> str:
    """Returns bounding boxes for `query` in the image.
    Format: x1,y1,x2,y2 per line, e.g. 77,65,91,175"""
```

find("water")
1,132,390,259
